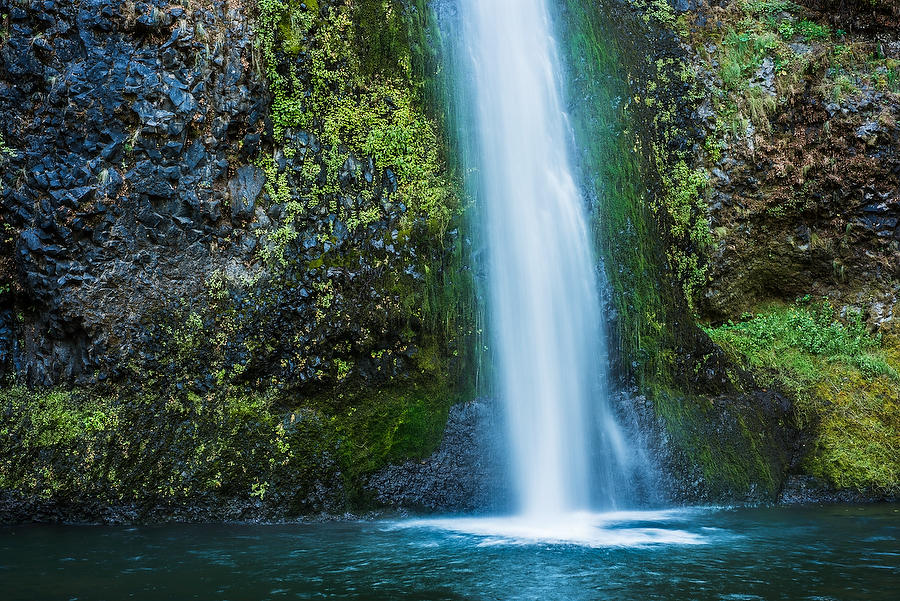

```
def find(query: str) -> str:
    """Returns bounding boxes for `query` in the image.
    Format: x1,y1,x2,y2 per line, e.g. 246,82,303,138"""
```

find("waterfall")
441,0,635,516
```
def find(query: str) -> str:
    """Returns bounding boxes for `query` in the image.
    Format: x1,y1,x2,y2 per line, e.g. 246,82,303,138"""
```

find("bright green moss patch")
652,389,781,498
706,302,900,495
254,0,457,245
331,380,452,476
659,160,711,312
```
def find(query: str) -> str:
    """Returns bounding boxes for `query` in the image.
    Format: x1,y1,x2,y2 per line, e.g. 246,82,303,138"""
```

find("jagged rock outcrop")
1,0,269,384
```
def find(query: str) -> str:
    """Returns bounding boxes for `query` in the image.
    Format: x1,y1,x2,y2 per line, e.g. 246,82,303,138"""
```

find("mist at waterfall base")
430,0,654,538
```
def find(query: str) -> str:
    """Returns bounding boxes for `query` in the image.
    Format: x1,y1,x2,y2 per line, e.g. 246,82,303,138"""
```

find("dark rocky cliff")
1,0,269,386
0,0,480,522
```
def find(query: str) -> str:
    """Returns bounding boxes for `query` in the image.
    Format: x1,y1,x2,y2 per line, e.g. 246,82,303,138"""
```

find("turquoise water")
1,506,897,600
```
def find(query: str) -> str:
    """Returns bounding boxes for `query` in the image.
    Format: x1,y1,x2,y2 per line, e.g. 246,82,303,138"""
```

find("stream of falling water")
443,0,636,517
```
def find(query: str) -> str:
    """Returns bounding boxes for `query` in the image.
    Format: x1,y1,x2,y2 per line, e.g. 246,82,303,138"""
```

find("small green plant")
250,480,269,500
796,19,829,42
720,29,780,90
777,17,830,42
831,73,858,102
333,358,352,380
777,20,795,39
740,0,797,14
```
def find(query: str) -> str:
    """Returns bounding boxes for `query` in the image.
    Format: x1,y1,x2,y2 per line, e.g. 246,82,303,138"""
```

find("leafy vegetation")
719,29,781,91
706,301,900,494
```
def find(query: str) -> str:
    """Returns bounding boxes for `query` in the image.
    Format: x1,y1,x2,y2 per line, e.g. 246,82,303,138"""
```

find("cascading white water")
448,0,633,516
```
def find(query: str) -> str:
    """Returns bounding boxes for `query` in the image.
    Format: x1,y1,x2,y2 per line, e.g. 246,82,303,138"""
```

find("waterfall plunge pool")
2,505,897,600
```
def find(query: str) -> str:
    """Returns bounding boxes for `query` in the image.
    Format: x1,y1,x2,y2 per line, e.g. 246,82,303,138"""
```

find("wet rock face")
617,388,799,505
702,84,900,330
779,474,898,504
0,0,268,385
367,400,510,512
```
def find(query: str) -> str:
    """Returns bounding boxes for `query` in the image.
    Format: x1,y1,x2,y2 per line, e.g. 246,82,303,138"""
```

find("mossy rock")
707,303,900,496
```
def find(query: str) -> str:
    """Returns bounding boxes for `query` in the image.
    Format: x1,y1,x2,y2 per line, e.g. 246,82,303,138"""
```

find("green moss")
706,301,900,495
559,1,717,389
651,389,781,497
0,387,124,496
352,0,410,77
254,0,456,240
659,160,711,311
0,377,456,508
331,379,453,477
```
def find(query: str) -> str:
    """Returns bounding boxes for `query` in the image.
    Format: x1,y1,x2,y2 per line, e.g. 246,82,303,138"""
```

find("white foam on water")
392,510,710,548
